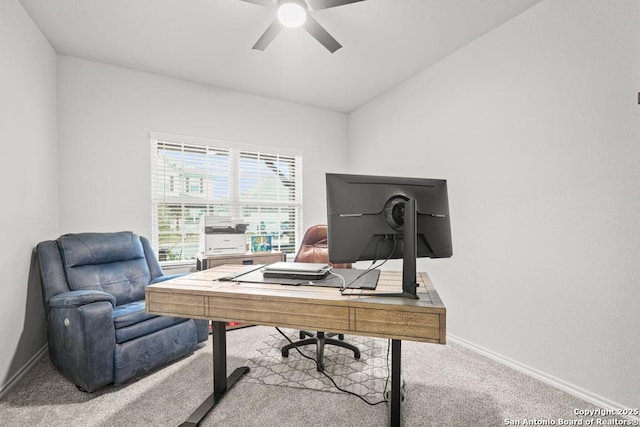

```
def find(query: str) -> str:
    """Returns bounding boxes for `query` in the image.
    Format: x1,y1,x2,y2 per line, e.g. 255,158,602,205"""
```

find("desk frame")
146,265,446,426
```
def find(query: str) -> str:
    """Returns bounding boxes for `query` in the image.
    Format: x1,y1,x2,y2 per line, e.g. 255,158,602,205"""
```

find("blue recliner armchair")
36,231,209,392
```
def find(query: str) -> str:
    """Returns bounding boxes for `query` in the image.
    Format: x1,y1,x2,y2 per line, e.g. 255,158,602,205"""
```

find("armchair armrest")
49,290,116,309
47,291,117,392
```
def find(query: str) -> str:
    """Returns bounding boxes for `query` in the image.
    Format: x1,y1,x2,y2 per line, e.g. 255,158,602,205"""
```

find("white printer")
199,216,247,255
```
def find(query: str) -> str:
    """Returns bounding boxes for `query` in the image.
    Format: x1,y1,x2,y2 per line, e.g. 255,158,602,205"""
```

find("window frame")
149,131,303,264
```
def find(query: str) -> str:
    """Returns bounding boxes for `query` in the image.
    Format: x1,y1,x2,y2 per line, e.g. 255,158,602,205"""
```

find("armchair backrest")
38,231,164,307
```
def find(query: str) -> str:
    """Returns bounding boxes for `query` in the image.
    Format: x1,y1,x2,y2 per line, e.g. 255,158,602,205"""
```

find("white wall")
57,56,348,238
0,0,58,393
349,0,640,409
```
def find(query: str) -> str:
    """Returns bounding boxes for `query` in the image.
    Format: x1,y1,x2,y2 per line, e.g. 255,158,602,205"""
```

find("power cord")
339,235,398,295
275,327,390,406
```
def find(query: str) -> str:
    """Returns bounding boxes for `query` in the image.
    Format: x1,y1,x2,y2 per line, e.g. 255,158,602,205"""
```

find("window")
150,134,302,262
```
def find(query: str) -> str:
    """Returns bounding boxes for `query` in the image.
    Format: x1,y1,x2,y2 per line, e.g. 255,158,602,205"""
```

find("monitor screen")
326,173,453,265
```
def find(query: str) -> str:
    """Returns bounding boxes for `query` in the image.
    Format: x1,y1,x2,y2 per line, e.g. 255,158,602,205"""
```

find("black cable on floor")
275,327,390,406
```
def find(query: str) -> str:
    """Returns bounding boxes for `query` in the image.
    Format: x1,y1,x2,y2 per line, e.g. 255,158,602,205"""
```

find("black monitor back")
326,173,453,264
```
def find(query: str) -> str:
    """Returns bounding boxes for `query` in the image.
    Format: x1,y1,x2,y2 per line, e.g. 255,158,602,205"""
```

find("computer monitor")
326,173,452,298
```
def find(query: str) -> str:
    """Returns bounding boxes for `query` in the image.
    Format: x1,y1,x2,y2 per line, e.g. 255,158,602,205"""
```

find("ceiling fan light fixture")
277,2,306,28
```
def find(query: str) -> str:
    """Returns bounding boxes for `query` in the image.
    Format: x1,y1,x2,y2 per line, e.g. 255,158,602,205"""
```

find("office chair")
280,225,360,371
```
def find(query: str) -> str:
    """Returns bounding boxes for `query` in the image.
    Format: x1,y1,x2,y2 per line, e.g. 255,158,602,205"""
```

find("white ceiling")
20,0,542,113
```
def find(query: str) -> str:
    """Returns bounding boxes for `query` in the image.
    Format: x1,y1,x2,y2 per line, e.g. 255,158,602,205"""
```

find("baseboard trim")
0,344,48,400
447,334,639,422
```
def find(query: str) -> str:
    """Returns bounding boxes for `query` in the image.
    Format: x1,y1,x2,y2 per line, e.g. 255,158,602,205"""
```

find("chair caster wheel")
354,351,361,360
338,334,345,340
282,349,289,357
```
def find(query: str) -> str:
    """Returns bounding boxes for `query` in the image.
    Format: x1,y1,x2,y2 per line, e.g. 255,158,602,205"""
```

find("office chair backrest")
294,225,351,269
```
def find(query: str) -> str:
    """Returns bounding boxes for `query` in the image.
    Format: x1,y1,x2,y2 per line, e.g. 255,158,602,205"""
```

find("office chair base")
282,331,360,372
300,330,344,340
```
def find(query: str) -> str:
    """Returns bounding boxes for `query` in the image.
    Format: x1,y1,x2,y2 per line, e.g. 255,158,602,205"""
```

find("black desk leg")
389,339,402,427
180,321,250,427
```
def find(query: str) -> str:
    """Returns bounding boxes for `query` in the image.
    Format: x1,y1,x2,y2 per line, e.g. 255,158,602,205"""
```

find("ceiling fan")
239,0,366,53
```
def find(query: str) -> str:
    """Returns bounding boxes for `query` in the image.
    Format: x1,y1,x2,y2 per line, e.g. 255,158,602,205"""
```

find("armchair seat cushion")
113,300,189,344
112,300,154,328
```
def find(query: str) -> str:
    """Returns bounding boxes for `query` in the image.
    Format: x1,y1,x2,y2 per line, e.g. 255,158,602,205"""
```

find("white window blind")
150,136,302,262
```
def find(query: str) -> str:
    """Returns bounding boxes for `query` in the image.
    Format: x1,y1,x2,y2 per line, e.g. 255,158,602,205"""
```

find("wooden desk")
146,264,447,426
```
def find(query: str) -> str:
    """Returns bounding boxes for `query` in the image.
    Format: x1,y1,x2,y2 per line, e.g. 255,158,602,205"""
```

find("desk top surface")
148,264,445,310
146,264,447,343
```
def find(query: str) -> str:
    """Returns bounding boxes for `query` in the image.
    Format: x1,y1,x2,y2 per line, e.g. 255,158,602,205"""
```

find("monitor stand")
355,199,419,299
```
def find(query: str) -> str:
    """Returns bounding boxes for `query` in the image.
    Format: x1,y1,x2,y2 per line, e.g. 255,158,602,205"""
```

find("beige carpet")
0,326,622,427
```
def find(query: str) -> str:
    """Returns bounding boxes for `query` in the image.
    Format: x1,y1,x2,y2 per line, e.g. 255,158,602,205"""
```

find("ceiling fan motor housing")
277,1,308,28
242,0,367,52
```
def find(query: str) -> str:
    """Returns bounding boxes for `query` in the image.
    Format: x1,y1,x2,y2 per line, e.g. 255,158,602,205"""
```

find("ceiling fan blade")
303,14,342,53
307,0,366,11
238,0,274,7
252,19,284,50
